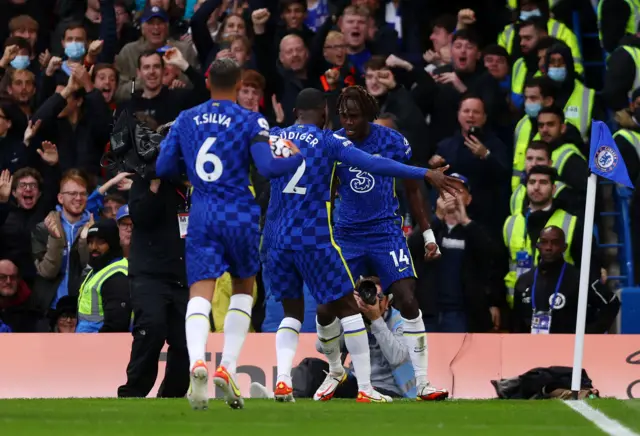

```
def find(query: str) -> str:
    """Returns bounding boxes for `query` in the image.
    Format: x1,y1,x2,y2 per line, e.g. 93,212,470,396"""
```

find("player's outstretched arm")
156,119,182,179
250,141,304,179
338,142,428,180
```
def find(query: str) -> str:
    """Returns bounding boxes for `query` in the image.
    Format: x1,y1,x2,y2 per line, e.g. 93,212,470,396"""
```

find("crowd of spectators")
0,0,636,336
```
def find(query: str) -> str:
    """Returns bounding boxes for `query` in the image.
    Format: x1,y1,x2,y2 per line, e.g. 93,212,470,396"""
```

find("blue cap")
449,173,470,192
141,5,169,23
116,205,130,222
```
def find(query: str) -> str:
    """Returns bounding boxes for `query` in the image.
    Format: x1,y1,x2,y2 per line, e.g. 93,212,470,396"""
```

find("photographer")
251,277,415,400
116,174,190,398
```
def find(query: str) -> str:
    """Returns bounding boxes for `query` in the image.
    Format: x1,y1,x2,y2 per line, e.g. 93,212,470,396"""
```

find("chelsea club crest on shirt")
594,145,618,173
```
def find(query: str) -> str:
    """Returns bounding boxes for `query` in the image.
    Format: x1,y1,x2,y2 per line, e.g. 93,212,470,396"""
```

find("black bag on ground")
291,358,330,398
491,366,597,399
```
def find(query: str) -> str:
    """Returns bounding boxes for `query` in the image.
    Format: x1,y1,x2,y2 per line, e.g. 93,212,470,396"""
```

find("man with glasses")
0,257,48,332
31,169,93,316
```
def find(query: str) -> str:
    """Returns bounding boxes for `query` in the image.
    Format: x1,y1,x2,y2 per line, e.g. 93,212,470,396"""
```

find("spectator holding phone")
429,94,509,240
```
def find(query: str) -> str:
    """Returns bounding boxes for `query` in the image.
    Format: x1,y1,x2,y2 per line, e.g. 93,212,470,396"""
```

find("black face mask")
633,108,640,124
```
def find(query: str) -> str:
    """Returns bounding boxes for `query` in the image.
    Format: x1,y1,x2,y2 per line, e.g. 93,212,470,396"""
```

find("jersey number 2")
283,161,307,195
196,137,223,182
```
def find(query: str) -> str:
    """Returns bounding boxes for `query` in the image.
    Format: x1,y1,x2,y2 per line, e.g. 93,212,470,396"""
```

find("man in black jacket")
117,175,190,399
407,174,501,333
511,226,620,334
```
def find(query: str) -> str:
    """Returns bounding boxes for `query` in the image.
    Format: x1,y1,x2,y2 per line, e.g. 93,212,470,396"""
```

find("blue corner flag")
589,121,634,189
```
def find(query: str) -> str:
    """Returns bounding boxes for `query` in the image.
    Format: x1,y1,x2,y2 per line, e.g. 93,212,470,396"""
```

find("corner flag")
589,121,634,189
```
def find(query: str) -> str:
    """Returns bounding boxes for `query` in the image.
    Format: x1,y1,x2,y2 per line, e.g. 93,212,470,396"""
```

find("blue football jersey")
157,99,270,226
334,123,412,239
262,124,355,250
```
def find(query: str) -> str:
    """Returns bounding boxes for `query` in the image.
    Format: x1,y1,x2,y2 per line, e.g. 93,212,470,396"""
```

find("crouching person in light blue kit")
76,220,131,333
251,276,416,399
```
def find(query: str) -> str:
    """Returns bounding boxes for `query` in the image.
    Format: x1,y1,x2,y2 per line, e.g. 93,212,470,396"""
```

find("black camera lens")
356,279,378,306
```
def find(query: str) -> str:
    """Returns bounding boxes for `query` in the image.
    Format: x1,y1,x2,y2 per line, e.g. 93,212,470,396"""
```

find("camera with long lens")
101,110,169,179
356,276,379,306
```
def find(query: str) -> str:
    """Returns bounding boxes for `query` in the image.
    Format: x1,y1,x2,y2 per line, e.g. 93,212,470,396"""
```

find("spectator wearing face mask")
512,75,583,191
498,0,582,75
0,37,38,82
542,43,603,142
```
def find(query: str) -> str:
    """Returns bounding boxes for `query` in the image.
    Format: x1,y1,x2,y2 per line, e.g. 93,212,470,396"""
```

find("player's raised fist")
269,136,300,158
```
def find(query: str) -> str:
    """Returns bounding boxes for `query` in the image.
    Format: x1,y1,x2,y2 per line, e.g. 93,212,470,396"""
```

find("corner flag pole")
569,171,597,399
569,120,634,400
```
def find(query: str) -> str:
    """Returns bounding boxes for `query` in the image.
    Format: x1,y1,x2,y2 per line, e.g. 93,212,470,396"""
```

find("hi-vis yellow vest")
510,181,567,214
613,128,640,160
498,18,584,75
511,58,543,96
503,209,577,305
78,258,128,322
598,0,640,44
564,80,595,141
615,46,640,101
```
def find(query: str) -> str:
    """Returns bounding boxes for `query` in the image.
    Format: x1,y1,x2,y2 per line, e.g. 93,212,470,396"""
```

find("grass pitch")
1,398,639,435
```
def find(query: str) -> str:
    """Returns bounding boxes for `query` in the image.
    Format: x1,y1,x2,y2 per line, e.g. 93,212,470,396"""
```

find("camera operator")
251,276,416,400
117,174,190,398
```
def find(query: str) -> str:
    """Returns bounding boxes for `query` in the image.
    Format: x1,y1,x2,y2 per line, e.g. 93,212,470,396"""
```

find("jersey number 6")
196,137,223,182
283,161,307,195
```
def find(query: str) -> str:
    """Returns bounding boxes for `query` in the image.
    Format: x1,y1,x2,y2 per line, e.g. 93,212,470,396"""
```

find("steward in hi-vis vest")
502,166,590,307
76,219,130,333
542,43,602,143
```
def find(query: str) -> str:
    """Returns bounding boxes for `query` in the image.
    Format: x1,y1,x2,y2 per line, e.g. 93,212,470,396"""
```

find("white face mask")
520,8,542,21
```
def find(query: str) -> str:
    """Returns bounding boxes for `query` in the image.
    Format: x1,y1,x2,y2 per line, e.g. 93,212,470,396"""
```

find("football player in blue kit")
156,58,304,411
263,88,462,403
329,85,450,401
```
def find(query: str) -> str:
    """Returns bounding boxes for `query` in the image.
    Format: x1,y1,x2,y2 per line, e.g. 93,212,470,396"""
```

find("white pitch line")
564,400,639,436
